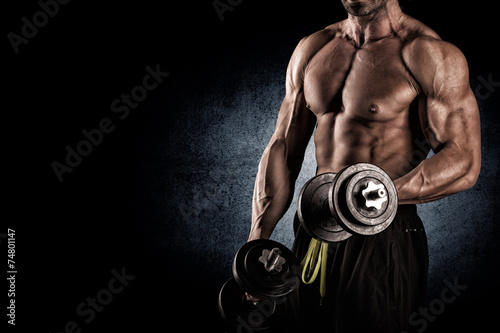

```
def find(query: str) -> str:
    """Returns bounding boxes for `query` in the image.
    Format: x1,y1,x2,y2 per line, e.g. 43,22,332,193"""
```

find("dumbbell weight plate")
218,277,277,331
329,163,398,236
233,239,300,300
297,173,352,243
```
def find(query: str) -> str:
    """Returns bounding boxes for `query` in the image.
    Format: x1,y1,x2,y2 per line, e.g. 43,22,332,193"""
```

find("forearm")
249,183,294,241
394,144,480,204
247,35,317,240
249,139,298,241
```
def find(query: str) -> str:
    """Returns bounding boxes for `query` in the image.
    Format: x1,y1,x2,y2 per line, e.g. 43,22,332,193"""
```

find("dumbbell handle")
259,248,286,273
361,181,388,210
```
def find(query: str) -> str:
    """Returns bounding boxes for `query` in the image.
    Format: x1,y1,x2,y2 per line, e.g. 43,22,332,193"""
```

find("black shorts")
283,204,428,333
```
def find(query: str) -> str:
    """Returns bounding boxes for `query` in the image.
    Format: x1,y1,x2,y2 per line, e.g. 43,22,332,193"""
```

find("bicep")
409,39,480,155
420,87,480,156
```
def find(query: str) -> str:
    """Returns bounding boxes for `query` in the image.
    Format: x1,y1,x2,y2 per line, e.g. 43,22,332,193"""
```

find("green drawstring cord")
300,238,328,305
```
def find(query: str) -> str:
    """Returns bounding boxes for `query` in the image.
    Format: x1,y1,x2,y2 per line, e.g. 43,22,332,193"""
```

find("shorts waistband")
396,204,418,216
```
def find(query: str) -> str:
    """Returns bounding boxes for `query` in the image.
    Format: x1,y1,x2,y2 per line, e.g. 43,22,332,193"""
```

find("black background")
5,0,500,332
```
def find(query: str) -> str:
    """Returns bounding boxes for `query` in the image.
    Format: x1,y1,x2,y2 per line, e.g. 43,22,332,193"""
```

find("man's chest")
303,37,419,120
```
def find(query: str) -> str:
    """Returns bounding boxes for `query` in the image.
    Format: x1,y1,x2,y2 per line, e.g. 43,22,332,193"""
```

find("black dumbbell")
218,239,300,331
298,163,398,243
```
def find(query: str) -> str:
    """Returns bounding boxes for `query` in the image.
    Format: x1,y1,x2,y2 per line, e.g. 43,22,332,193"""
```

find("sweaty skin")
249,0,481,241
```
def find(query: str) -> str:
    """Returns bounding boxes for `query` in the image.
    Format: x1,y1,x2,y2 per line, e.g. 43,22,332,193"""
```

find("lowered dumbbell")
298,163,398,243
218,239,300,331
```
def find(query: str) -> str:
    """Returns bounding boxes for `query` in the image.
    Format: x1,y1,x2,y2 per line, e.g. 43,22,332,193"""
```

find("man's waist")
396,204,418,216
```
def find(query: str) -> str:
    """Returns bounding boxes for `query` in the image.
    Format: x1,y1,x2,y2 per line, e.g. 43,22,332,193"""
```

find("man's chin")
346,5,373,17
343,0,382,17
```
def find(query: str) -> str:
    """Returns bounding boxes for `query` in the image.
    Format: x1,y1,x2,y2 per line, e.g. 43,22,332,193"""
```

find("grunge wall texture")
13,0,498,332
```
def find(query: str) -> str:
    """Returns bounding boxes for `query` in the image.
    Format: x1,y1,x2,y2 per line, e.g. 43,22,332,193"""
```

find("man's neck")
345,2,403,47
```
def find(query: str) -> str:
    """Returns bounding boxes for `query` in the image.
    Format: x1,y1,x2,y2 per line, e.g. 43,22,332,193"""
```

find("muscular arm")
248,38,316,241
395,38,481,204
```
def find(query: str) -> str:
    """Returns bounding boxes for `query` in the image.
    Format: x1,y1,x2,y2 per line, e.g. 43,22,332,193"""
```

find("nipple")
368,104,379,113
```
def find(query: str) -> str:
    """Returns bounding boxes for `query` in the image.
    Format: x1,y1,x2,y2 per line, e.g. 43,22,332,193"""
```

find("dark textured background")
6,0,499,332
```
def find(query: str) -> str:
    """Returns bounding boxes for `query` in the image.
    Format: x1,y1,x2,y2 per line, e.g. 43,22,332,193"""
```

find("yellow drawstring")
301,238,329,304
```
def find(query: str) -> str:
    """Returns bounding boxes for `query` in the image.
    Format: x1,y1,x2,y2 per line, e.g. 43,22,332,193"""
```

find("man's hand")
245,292,261,302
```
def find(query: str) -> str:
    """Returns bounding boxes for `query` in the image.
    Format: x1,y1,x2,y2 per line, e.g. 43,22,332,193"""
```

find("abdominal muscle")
314,109,419,180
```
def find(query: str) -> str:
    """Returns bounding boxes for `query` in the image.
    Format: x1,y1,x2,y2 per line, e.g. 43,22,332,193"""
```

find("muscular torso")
303,22,431,179
249,14,480,240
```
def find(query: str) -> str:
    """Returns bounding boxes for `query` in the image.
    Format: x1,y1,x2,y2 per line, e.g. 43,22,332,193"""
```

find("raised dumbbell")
218,239,300,331
297,163,398,243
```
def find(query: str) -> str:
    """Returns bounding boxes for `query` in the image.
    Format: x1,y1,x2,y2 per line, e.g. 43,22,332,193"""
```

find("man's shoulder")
290,21,345,66
295,22,343,53
398,14,440,41
399,14,461,60
400,15,469,94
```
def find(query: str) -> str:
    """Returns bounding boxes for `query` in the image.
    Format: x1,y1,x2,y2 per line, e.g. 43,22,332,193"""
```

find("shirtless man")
247,0,481,332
